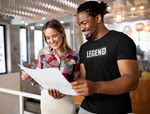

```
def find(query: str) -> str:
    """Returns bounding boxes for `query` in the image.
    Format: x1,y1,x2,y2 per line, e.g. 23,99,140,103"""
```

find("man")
71,1,139,114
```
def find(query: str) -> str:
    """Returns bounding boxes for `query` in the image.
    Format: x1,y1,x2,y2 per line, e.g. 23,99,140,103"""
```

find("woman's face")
44,28,64,50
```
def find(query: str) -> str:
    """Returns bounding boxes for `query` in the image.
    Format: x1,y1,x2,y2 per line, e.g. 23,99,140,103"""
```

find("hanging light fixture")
30,26,35,30
113,12,124,22
60,21,64,24
107,6,111,10
135,23,144,31
113,4,124,22
144,24,150,32
123,26,133,35
40,23,43,26
131,6,136,11
25,23,28,26
140,4,144,10
135,23,144,45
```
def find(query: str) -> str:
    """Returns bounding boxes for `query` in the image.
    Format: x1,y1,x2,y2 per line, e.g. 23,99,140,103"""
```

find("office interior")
0,0,150,114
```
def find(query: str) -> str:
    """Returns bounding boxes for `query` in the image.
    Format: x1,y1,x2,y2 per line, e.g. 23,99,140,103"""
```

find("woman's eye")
53,35,57,38
46,37,50,40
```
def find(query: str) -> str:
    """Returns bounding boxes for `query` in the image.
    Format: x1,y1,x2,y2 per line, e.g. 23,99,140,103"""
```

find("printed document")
19,64,77,95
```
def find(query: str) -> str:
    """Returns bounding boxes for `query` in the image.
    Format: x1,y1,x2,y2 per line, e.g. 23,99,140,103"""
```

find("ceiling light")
71,30,74,34
40,23,43,26
25,23,28,26
140,4,144,9
107,6,111,10
42,17,46,20
144,24,150,32
30,26,35,30
60,21,64,24
113,12,124,22
123,26,133,35
116,15,122,20
21,19,25,23
131,7,136,11
135,23,144,31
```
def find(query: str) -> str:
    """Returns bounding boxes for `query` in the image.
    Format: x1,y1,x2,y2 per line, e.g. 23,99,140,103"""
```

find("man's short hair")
77,1,109,22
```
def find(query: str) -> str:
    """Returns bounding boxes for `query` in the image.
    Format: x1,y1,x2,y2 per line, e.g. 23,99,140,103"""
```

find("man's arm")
79,63,86,79
71,60,139,96
96,60,139,95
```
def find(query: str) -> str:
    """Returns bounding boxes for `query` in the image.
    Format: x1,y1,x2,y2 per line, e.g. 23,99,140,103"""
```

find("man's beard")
86,33,94,41
85,28,97,41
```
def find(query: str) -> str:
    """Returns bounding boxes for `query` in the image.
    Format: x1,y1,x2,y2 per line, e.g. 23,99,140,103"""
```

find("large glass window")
34,30,43,59
0,25,6,74
65,29,71,47
20,28,27,65
82,33,87,44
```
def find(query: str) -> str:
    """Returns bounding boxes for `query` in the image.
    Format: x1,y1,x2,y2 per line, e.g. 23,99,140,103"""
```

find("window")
65,29,71,47
34,30,43,59
82,33,87,44
0,25,6,74
20,28,27,65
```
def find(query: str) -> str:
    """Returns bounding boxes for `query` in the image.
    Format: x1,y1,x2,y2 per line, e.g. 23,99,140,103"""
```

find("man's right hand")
21,71,32,81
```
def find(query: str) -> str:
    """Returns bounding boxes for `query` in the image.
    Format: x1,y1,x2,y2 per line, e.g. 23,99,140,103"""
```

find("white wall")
0,72,20,114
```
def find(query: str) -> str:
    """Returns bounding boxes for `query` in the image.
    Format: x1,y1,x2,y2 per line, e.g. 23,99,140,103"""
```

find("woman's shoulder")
71,51,79,57
38,46,51,55
69,51,79,60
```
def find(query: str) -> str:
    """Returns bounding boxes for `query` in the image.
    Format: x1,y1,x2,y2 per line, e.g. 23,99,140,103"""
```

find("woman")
21,19,80,114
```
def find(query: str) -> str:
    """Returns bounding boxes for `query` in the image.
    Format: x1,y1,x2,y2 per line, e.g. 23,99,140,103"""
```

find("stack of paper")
19,64,77,95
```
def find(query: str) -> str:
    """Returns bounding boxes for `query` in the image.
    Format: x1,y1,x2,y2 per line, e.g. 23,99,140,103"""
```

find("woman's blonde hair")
43,19,73,54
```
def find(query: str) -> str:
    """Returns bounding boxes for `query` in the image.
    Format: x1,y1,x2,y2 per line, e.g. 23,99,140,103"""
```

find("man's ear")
95,14,102,23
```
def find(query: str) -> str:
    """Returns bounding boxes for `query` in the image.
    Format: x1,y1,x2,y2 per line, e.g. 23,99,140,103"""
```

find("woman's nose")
50,38,54,43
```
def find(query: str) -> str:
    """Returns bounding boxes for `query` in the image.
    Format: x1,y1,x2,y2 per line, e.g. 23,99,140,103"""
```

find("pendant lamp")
123,26,133,35
135,23,144,31
144,24,150,32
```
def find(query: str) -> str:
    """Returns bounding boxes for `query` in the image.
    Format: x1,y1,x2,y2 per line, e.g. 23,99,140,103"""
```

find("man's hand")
71,78,97,96
48,88,65,99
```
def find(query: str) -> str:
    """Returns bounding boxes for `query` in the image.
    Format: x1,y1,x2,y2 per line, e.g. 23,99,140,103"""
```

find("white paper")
19,64,77,95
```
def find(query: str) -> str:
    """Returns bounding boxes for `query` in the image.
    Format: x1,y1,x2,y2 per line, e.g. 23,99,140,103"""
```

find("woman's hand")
21,70,32,81
48,88,65,99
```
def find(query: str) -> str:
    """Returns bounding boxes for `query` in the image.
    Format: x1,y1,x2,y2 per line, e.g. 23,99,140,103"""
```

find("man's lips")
83,31,90,36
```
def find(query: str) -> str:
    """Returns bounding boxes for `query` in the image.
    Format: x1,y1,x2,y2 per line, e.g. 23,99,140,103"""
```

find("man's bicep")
117,60,139,77
117,60,139,91
80,63,86,79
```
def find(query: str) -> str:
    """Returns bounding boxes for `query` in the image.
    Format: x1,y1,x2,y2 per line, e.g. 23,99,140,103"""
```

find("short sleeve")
79,45,84,64
116,34,137,60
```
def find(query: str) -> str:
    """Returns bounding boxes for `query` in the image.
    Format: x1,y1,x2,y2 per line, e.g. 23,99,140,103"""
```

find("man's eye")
83,23,87,25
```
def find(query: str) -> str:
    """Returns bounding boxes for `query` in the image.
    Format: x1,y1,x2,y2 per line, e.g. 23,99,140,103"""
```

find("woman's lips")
52,42,58,46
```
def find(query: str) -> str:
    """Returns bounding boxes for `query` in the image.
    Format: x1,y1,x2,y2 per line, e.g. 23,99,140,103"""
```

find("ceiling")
0,0,150,25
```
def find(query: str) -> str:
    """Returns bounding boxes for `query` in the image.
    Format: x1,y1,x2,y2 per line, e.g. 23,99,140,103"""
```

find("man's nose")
80,25,85,31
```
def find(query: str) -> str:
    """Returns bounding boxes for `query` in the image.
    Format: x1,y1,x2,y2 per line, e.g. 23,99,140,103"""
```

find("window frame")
34,29,44,60
0,24,7,74
20,27,28,65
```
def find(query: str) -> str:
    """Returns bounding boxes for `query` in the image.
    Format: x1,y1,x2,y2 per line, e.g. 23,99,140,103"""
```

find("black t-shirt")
79,30,137,114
